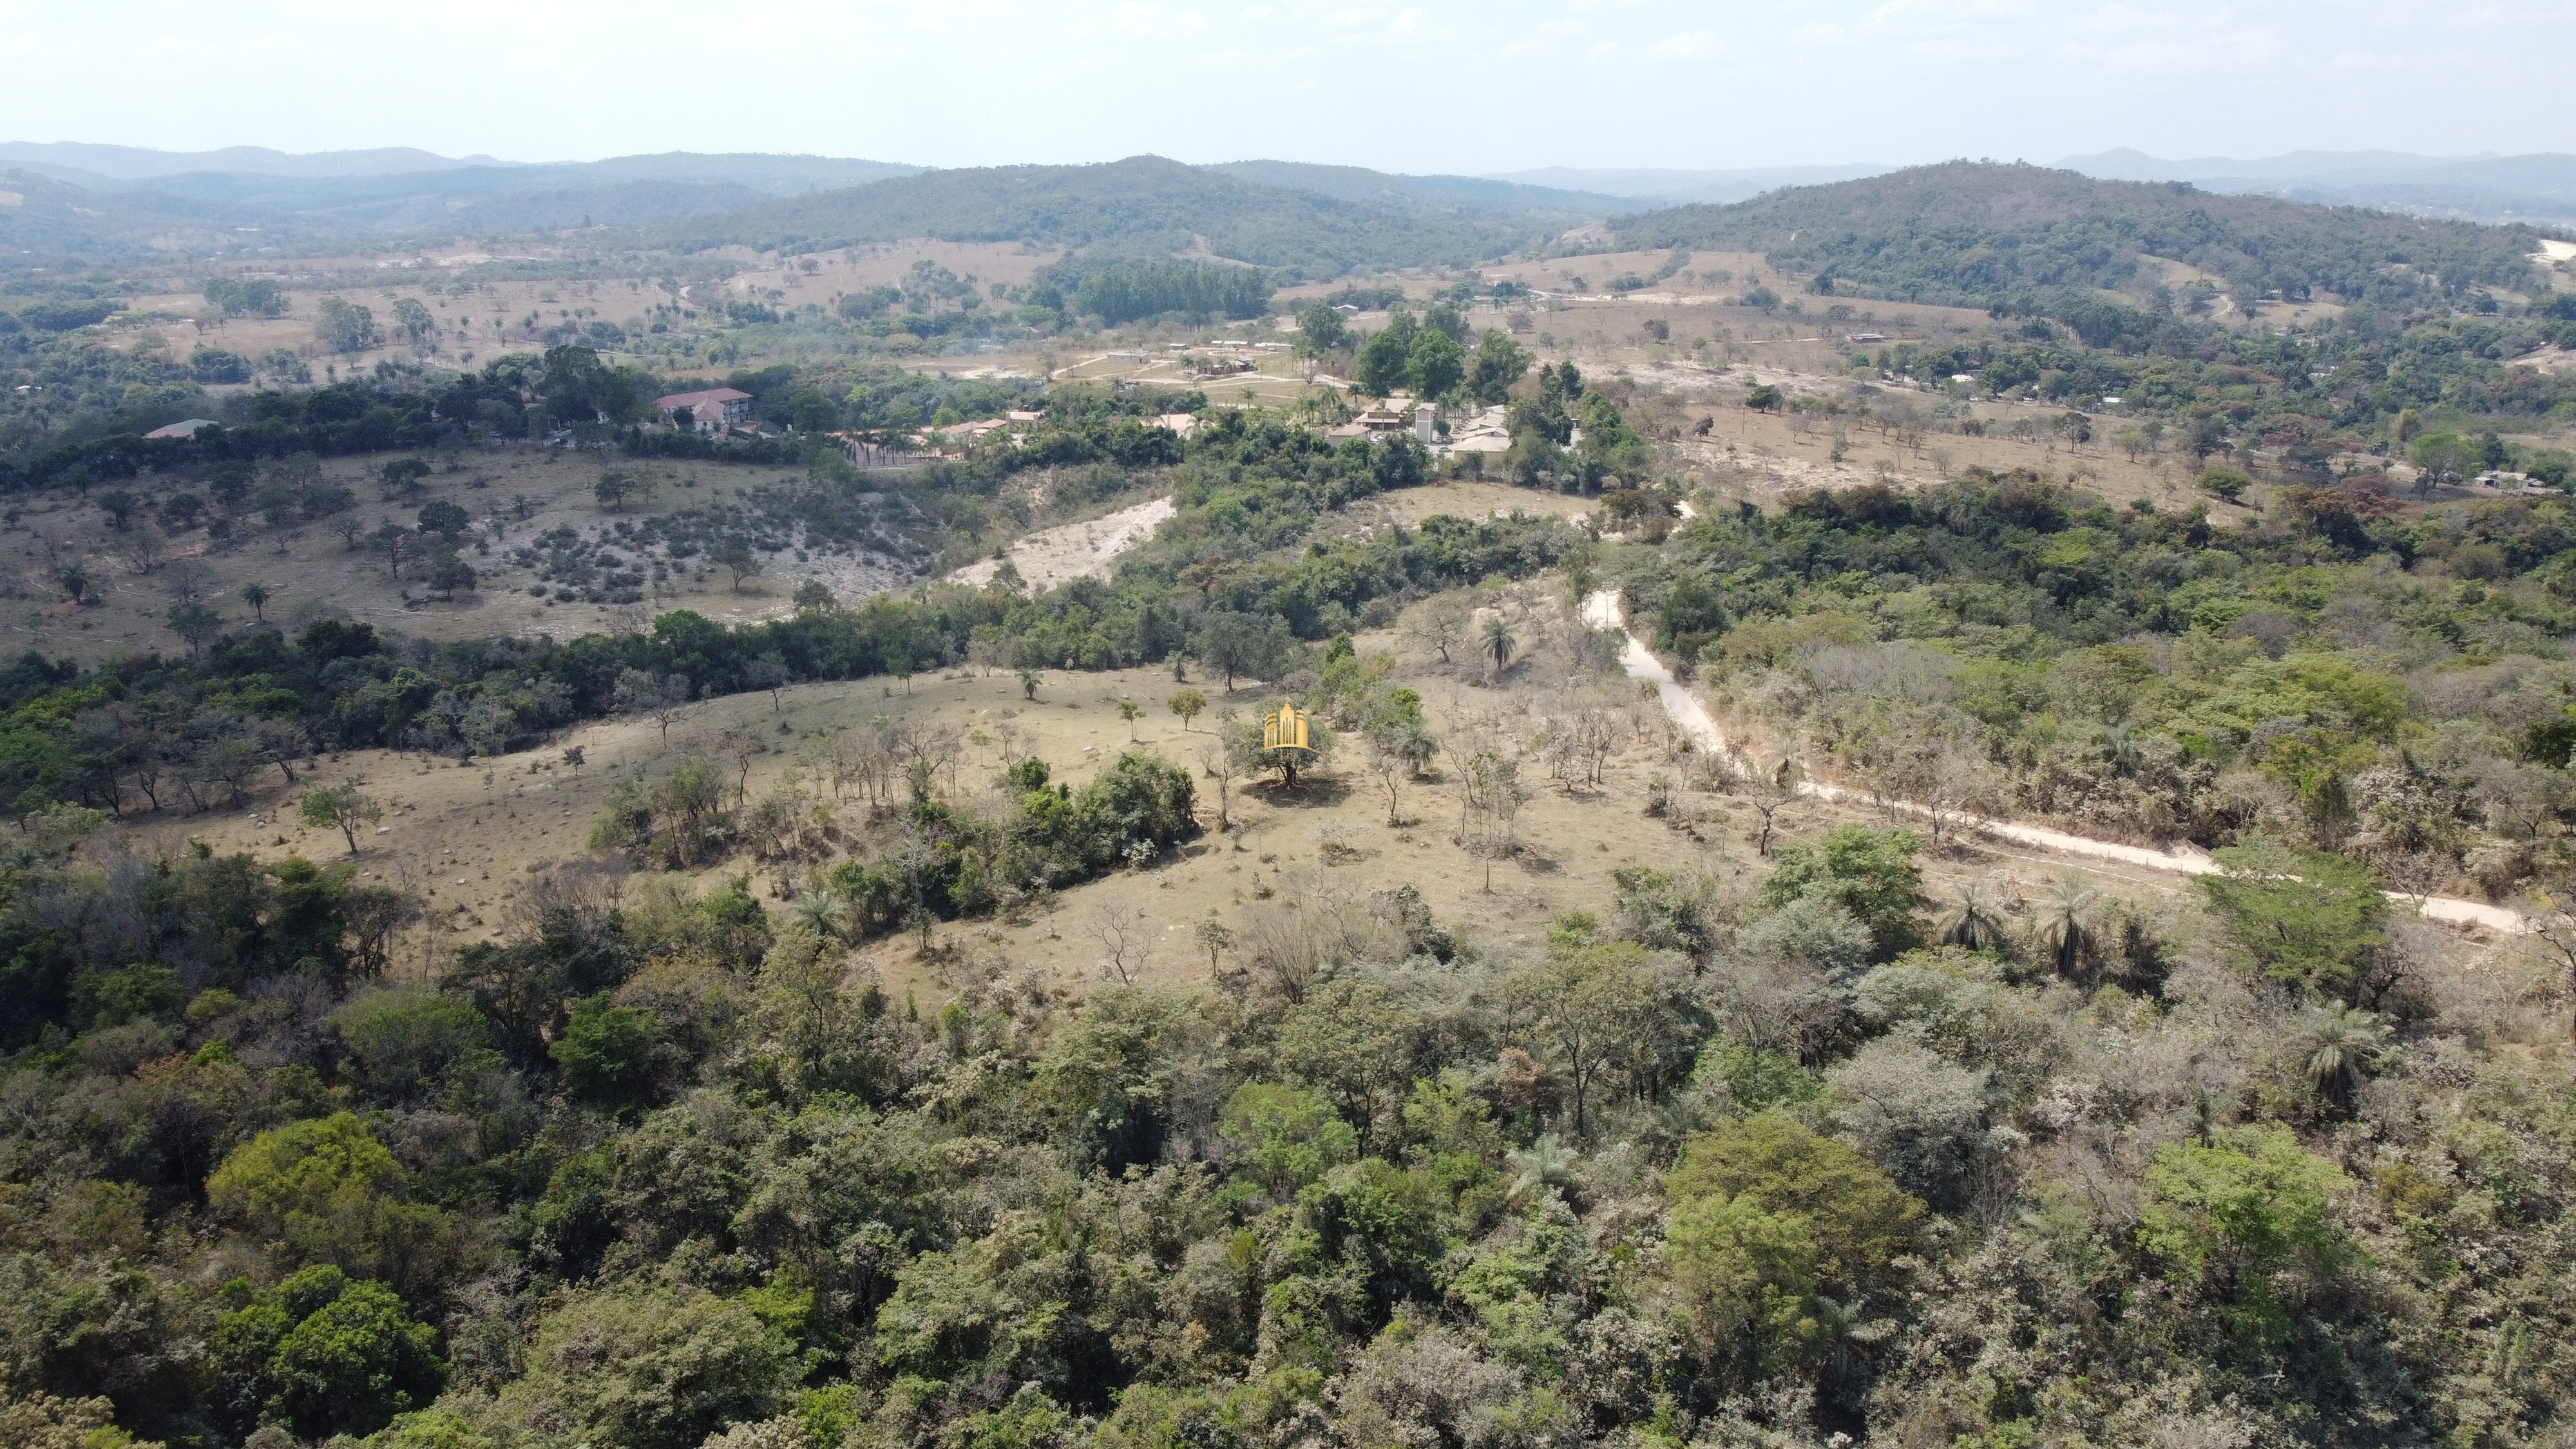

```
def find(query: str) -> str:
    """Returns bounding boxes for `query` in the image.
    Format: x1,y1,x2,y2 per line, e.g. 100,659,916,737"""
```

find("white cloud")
1648,28,1726,59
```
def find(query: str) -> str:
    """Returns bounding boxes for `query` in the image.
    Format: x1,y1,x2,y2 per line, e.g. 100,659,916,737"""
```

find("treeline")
0,352,620,491
1067,261,1274,324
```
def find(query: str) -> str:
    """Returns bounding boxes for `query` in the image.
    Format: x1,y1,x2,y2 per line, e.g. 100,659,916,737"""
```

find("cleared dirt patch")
949,495,1174,589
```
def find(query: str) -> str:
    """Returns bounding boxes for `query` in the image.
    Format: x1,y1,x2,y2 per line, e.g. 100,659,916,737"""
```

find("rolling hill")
1493,163,1896,205
1205,160,1634,216
1612,160,2550,307
0,167,259,256
2063,147,2576,225
653,155,1569,276
0,150,926,256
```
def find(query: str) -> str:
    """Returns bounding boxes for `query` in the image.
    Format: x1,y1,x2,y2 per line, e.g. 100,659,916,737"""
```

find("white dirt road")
1581,590,2528,934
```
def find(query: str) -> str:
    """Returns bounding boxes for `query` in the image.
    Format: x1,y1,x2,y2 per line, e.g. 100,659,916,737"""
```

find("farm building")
654,386,754,433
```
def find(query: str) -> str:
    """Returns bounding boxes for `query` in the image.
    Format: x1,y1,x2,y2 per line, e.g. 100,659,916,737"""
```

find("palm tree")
793,882,850,945
2300,1001,2389,1104
2033,875,2099,978
1481,614,1516,678
1505,1133,1576,1207
1937,880,2011,954
240,582,271,623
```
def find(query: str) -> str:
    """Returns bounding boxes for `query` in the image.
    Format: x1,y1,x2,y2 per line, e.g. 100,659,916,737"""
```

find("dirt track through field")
1580,590,2531,935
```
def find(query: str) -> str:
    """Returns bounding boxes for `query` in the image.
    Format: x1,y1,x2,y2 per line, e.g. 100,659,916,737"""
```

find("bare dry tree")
1199,737,1237,833
1366,741,1407,826
1091,902,1152,985
1742,753,1803,857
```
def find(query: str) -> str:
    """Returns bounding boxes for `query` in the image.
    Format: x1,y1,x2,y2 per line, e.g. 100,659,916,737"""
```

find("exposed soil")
949,495,1176,589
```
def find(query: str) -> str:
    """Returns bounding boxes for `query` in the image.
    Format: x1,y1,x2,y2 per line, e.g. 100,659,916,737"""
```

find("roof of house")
144,419,219,439
654,386,752,411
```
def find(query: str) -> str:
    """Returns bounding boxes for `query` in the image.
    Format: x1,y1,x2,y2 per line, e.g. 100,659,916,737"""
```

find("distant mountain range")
2056,148,2576,226
6,140,2570,274
0,141,515,179
0,146,1619,270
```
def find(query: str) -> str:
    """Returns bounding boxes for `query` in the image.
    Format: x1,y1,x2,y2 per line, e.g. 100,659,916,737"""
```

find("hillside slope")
1207,160,1632,215
1614,160,2546,306
0,167,253,256
656,155,1557,275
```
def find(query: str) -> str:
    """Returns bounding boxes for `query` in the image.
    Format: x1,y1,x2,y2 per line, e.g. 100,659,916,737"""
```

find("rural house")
654,386,754,433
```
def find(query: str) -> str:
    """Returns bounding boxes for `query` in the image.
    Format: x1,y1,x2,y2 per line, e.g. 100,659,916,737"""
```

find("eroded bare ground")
948,494,1177,589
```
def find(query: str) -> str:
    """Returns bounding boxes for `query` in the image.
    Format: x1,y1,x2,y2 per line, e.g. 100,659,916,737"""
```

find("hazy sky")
3,0,2571,171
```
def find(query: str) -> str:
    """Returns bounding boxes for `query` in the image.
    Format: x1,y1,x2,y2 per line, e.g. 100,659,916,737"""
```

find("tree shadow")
1245,773,1352,809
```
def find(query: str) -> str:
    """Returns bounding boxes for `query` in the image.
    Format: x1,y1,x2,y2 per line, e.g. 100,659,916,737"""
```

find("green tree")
328,987,492,1103
2410,431,2477,486
1229,705,1333,788
166,600,222,658
1294,302,1348,355
550,993,660,1115
316,296,378,353
1355,327,1414,396
206,1113,451,1291
2137,1126,2356,1342
791,388,840,433
390,296,435,345
426,547,476,601
714,543,762,592
240,581,271,622
535,345,642,428
1036,984,1211,1168
2195,840,2389,999
1407,327,1465,399
1480,614,1516,677
1756,824,1923,960
1665,1112,1924,1300
1468,329,1532,404
1218,1082,1358,1198
1664,1188,1822,1377
214,1265,444,1440
495,1285,794,1449
299,782,385,855
1167,688,1207,731
1507,933,1654,1137
415,500,468,538
1274,978,1417,1149
379,457,432,498
595,471,647,511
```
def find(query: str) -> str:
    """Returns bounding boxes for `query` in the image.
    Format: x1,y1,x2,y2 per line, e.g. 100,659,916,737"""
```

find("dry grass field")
0,448,906,665
128,573,2251,1010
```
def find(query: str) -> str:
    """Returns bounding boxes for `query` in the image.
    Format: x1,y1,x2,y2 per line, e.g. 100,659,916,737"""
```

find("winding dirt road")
1580,591,2528,934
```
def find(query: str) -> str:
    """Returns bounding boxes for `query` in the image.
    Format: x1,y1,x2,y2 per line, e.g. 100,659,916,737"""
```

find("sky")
3,0,2573,172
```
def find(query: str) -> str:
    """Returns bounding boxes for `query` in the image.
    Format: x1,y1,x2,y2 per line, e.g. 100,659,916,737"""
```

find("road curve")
1580,590,2528,934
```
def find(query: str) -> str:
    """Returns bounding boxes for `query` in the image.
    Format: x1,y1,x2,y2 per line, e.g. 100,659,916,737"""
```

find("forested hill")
654,155,1563,276
1613,160,2552,307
